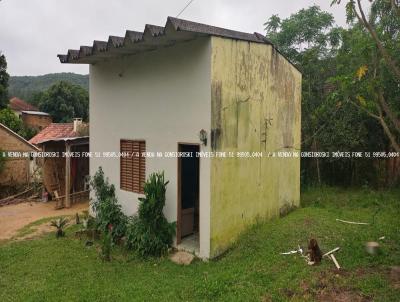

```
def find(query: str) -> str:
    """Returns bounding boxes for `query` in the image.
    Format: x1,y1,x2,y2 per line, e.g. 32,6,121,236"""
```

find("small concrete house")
58,17,301,258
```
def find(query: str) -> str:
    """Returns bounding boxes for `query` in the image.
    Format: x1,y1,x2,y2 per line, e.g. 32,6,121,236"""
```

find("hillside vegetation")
9,73,88,102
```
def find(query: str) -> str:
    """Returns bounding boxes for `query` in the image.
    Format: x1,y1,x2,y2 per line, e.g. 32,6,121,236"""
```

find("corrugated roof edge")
21,111,50,116
36,136,89,145
57,16,301,73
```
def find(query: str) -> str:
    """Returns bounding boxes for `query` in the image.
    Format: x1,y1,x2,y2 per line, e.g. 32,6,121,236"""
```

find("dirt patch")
390,266,400,289
303,217,315,226
260,294,272,302
317,289,370,302
0,200,88,240
17,220,71,240
282,269,374,302
0,196,36,207
313,270,372,301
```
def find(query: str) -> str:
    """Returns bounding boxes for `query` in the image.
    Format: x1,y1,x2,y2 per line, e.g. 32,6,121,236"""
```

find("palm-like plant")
50,217,69,238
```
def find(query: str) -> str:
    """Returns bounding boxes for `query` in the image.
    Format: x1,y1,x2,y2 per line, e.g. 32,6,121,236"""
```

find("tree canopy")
265,5,341,63
265,3,399,186
331,0,400,152
36,81,89,123
0,108,37,140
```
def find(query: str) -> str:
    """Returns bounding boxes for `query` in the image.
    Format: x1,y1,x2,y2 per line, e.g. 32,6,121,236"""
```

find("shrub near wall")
90,167,127,241
90,168,174,258
125,172,175,257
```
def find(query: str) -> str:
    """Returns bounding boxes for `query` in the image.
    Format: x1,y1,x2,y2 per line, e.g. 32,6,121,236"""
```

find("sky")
0,0,349,76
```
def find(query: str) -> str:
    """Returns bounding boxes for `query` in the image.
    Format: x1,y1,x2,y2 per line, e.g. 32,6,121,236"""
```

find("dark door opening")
177,144,200,244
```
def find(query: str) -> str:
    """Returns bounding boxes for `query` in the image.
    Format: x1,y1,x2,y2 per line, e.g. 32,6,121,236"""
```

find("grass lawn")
0,187,399,301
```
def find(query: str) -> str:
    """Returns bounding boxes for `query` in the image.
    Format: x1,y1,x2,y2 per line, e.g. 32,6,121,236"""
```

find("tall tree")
0,53,10,109
265,5,341,63
265,6,345,184
37,81,89,123
332,0,400,152
265,6,342,146
265,5,390,186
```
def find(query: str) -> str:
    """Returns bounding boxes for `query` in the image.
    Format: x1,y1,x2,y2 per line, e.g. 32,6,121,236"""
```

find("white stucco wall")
89,38,211,258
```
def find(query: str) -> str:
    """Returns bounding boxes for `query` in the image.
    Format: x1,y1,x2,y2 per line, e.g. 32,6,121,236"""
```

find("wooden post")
65,142,71,208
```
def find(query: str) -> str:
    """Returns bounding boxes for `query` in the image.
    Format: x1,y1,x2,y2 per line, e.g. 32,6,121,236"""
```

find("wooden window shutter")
139,141,146,193
120,140,146,193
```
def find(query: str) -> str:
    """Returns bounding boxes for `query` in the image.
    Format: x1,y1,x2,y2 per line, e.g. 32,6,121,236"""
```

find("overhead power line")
176,0,195,18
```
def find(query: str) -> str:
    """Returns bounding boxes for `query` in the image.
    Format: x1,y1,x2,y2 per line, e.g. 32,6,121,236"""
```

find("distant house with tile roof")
29,121,84,145
29,119,89,209
8,97,38,116
8,97,52,131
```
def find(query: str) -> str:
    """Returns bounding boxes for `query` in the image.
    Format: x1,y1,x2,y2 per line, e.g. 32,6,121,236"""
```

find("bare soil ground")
0,200,88,240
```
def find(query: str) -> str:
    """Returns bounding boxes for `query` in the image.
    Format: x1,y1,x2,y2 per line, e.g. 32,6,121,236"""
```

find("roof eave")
57,16,302,73
58,17,273,65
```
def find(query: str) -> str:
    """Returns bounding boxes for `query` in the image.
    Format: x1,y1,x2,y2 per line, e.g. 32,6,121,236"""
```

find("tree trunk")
356,0,400,82
312,138,321,185
378,91,400,134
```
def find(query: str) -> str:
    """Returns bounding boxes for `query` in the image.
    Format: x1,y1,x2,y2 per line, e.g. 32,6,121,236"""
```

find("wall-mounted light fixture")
199,129,207,146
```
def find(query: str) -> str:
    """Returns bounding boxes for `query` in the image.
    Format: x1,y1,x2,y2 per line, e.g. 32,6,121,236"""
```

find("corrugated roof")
168,17,266,42
9,97,38,112
21,111,50,116
29,123,80,145
58,16,273,65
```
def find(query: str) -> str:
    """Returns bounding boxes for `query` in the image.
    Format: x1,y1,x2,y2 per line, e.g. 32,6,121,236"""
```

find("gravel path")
0,201,88,240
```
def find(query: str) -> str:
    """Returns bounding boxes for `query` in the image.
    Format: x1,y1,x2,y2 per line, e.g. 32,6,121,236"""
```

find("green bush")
0,108,37,140
126,172,175,257
90,167,127,241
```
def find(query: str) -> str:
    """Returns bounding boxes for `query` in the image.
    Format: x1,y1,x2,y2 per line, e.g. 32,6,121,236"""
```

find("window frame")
120,139,146,194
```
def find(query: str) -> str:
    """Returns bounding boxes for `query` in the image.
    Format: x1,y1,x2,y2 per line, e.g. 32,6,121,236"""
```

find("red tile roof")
29,123,78,145
9,97,38,112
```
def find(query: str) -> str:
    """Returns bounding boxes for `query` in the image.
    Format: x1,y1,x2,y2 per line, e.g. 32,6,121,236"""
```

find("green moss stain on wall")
210,37,302,257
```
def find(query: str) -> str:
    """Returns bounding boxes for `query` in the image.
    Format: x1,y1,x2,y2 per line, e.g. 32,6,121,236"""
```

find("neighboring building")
8,97,52,130
21,111,52,131
29,119,89,208
8,97,38,117
0,123,39,187
58,17,301,258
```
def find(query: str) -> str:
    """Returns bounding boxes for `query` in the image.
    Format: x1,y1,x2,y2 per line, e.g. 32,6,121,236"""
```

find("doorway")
177,144,200,246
